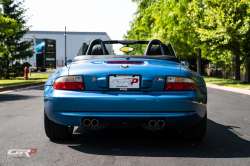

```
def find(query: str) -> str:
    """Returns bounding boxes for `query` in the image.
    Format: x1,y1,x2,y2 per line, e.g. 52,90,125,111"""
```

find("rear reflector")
165,82,196,91
53,76,85,90
107,61,144,64
165,77,197,91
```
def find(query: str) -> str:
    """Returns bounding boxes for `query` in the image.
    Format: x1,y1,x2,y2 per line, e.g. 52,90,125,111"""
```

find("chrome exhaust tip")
157,120,165,127
91,119,99,127
149,120,157,127
83,119,91,126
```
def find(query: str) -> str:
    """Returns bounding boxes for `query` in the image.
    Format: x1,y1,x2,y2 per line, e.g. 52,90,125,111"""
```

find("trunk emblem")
157,77,164,81
92,77,96,82
121,65,129,68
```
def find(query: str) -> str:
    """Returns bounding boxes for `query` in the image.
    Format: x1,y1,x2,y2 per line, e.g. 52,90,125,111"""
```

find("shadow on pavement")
0,94,39,102
51,119,250,158
0,86,43,102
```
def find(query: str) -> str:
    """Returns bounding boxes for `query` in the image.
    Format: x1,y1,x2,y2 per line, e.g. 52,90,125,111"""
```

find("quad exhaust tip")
149,120,157,127
83,119,91,126
83,118,99,127
91,119,99,127
157,120,165,127
149,119,165,128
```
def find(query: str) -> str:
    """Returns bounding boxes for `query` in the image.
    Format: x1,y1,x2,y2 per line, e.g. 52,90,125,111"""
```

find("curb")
206,83,250,96
0,82,46,92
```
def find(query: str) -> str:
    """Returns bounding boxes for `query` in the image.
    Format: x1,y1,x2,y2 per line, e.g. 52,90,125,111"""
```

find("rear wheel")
179,113,207,141
44,112,74,140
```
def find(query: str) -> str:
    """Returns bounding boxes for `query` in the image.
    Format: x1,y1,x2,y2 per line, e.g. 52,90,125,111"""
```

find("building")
19,34,36,67
27,31,112,66
36,39,56,70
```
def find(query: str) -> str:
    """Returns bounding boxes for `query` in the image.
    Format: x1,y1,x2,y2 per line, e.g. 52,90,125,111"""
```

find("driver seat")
91,45,109,55
146,46,162,55
144,39,167,56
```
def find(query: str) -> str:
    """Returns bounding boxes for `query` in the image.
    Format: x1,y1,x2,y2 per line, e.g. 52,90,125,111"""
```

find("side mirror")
65,60,72,66
181,61,189,68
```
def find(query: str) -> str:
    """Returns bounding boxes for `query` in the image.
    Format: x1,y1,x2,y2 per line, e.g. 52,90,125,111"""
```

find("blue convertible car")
44,39,207,141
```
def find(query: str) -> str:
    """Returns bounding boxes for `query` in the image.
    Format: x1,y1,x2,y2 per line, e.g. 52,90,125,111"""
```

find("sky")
25,0,138,40
24,0,138,54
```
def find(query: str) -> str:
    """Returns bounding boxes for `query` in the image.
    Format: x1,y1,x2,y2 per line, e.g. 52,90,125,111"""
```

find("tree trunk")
197,48,201,75
5,59,10,79
234,52,240,80
246,61,250,83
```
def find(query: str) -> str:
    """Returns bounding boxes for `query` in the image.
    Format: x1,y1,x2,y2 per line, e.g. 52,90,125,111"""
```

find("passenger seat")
91,45,109,55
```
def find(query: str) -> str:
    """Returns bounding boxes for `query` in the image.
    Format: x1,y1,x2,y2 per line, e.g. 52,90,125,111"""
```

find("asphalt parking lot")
0,86,250,166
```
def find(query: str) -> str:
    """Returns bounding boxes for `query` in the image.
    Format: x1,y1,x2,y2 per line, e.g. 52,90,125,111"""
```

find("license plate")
109,75,140,91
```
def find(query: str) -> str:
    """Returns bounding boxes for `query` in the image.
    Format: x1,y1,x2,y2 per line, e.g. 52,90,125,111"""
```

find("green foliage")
124,0,202,59
125,0,250,80
10,61,31,77
0,12,20,56
192,0,250,63
0,0,33,79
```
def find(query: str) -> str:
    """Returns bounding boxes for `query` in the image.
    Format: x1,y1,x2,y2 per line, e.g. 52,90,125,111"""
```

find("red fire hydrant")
24,67,29,80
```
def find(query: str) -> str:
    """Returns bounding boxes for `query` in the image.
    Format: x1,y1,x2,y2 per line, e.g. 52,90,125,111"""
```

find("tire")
179,113,207,141
44,111,74,140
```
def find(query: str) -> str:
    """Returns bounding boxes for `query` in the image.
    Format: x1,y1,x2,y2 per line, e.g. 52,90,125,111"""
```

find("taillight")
165,76,197,91
107,61,144,64
53,76,85,90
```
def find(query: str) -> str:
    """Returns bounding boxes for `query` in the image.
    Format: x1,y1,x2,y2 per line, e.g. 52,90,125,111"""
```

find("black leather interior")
163,44,171,55
91,46,101,55
147,46,162,55
91,45,109,55
86,39,109,55
144,39,167,55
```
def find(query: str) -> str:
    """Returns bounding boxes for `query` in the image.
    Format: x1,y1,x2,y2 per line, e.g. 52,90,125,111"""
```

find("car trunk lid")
69,58,181,91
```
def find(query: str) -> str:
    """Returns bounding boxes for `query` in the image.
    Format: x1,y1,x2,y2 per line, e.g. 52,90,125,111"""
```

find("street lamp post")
64,26,67,65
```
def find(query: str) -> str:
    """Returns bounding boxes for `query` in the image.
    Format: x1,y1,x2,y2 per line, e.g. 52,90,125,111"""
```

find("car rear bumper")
44,86,207,127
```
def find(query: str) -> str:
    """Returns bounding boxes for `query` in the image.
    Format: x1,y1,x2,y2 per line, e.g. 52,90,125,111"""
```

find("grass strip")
0,73,51,87
203,76,250,90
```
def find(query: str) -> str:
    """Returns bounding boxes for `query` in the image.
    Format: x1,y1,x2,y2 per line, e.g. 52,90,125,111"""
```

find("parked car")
44,39,207,141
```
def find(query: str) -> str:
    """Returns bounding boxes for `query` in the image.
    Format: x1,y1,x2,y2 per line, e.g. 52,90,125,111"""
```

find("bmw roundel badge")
92,77,96,82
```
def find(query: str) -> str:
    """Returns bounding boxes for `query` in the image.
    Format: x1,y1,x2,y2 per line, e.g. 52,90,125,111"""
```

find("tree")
0,0,33,79
124,0,158,55
124,0,206,73
126,0,250,81
191,0,250,80
0,13,15,55
0,12,21,77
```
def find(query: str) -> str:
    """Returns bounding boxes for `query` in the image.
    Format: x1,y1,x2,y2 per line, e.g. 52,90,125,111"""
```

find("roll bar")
85,39,109,55
144,39,167,55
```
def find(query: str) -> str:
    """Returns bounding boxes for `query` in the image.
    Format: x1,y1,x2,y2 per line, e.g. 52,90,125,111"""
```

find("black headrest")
144,39,167,55
91,45,109,55
148,46,162,55
86,39,109,55
91,46,102,55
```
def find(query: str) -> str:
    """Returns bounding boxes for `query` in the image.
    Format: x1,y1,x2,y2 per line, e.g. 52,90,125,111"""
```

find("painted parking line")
206,83,250,96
